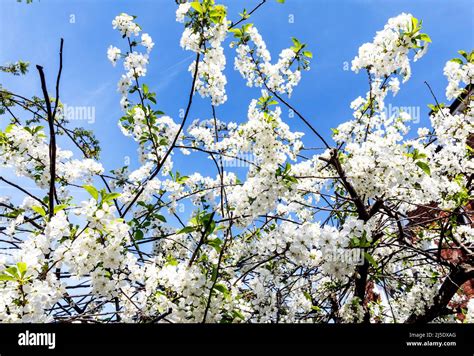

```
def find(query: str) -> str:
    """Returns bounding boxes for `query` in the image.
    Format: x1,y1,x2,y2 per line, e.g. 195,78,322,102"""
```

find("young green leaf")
32,205,46,217
83,185,99,200
416,161,431,175
16,262,27,277
364,252,378,269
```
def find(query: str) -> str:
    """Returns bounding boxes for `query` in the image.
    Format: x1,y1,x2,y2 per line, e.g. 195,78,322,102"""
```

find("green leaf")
83,185,99,200
31,205,46,217
214,225,226,232
232,309,245,320
364,252,378,269
177,226,196,234
155,214,167,223
410,16,419,32
419,33,431,43
291,37,303,52
190,2,203,13
416,161,431,175
54,204,68,214
16,262,27,277
211,265,218,281
242,23,253,33
207,238,222,253
210,5,227,24
5,266,19,279
0,273,15,281
204,220,216,236
239,9,249,20
228,28,242,37
458,50,468,59
176,175,189,185
450,58,463,65
104,192,121,202
5,124,15,133
214,283,229,295
166,255,179,266
134,230,144,241
302,50,313,58
405,148,427,161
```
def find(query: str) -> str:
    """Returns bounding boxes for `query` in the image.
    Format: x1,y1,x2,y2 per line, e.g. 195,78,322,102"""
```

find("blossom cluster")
443,55,473,100
177,2,229,105
233,25,309,97
0,124,103,189
0,6,472,325
108,13,154,111
351,13,430,82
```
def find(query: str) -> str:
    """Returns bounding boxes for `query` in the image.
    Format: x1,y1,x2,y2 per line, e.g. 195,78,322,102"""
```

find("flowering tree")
0,0,473,324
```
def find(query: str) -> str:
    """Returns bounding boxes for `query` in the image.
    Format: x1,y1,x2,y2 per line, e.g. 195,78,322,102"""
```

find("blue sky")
0,0,473,196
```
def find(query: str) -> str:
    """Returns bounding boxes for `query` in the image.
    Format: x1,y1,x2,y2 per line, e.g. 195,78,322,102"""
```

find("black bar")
0,323,472,354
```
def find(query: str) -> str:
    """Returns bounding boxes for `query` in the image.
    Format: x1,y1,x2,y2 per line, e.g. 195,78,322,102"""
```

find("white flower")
107,46,121,66
443,60,473,100
141,33,154,53
176,3,191,23
233,25,306,97
124,52,149,77
112,13,141,37
179,9,229,105
351,13,429,83
388,77,400,96
466,299,474,323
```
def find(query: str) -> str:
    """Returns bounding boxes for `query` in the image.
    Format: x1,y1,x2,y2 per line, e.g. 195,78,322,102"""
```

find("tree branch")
35,38,63,218
405,263,474,323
